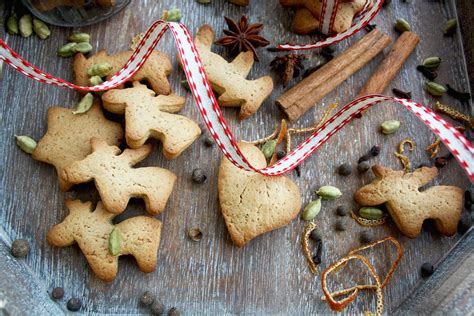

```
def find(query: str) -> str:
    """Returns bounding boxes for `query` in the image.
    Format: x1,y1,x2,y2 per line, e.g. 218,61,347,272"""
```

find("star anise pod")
270,54,307,86
215,16,270,61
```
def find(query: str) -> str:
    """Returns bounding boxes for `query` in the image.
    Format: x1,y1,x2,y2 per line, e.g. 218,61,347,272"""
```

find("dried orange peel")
321,236,403,315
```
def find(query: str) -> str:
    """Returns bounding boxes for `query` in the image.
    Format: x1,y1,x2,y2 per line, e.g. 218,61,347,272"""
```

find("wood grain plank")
0,0,471,314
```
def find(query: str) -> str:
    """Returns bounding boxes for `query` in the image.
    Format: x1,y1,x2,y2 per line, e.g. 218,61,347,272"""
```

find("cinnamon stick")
357,32,420,96
276,30,392,121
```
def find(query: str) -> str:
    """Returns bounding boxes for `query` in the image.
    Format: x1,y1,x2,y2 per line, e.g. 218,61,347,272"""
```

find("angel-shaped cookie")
102,82,201,159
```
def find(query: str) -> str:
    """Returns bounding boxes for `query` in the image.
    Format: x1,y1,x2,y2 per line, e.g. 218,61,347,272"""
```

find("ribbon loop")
1,19,473,181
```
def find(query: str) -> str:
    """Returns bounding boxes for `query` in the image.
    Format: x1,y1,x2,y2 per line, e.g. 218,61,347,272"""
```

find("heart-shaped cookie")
218,142,301,247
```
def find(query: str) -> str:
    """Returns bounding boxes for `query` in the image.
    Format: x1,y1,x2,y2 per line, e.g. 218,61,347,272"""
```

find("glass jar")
21,0,131,27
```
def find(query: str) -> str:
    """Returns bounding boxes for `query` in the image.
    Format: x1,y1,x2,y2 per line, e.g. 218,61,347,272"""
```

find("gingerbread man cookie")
355,165,463,238
218,142,301,247
47,200,161,281
193,25,273,120
280,0,372,35
102,82,201,159
74,50,172,96
62,138,176,215
32,100,123,191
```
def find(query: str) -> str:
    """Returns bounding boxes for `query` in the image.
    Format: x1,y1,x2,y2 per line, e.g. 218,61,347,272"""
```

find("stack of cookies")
32,49,201,281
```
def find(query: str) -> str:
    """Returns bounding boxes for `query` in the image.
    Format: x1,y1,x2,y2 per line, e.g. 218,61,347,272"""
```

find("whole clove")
446,84,471,104
416,65,438,81
392,88,412,99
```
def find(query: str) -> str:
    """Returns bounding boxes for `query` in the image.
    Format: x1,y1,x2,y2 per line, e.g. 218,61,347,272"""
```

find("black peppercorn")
359,231,373,244
192,168,207,183
67,298,82,312
435,156,448,168
457,211,472,234
309,230,322,242
276,150,286,160
335,220,346,231
151,300,165,315
420,262,434,278
357,161,370,173
11,239,29,258
168,307,180,316
202,135,214,147
336,205,348,217
337,163,352,176
370,145,381,157
51,287,64,300
140,291,154,307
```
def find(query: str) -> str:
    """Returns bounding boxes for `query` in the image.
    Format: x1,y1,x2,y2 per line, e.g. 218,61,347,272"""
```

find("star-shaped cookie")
32,99,123,191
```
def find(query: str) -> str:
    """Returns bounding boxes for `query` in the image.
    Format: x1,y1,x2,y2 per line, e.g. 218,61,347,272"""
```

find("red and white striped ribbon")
0,20,473,181
278,0,384,50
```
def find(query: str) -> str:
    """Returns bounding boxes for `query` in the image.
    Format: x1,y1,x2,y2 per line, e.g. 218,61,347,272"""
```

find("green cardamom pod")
32,18,50,39
163,8,181,22
394,18,411,33
425,81,447,97
58,42,77,57
89,75,104,86
108,227,121,256
443,19,457,36
197,0,211,3
72,93,94,114
422,57,441,70
261,139,277,159
15,135,37,154
359,207,384,220
71,42,93,54
381,120,401,135
301,199,322,221
316,186,342,200
6,14,19,35
19,15,33,37
87,63,113,77
68,33,90,43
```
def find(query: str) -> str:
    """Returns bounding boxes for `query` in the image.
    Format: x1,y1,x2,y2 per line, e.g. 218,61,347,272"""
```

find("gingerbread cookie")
32,100,123,191
355,165,463,238
74,50,172,96
193,25,273,120
218,142,301,247
102,82,201,158
47,200,161,281
280,0,372,35
62,138,176,215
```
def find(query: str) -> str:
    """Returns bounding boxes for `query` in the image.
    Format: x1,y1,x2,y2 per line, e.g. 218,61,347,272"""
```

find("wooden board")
0,0,472,314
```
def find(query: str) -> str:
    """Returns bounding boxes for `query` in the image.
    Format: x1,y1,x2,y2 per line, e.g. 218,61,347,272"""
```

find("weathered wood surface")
0,0,472,314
